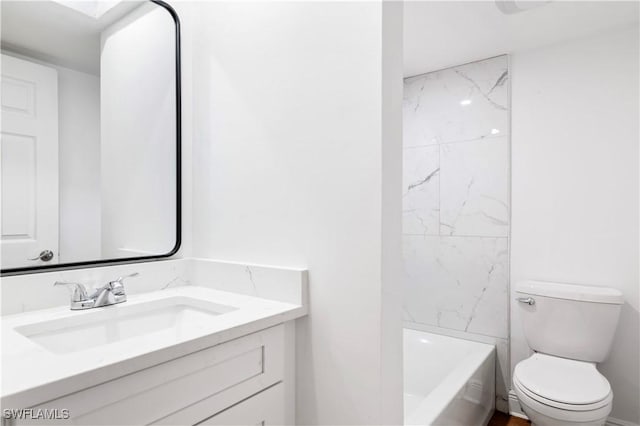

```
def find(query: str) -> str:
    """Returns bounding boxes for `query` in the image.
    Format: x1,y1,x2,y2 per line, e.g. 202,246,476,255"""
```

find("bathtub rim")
403,328,496,426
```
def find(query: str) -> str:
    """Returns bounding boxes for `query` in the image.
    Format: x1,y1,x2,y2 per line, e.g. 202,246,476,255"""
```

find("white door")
1,54,59,269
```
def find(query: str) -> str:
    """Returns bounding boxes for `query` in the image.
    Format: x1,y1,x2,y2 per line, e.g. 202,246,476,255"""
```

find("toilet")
513,281,624,426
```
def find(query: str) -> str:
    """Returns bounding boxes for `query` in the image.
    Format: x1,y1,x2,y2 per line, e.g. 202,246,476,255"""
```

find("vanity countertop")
1,285,307,409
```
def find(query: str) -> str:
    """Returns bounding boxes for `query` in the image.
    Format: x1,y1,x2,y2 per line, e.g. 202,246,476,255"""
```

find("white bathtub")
404,328,496,425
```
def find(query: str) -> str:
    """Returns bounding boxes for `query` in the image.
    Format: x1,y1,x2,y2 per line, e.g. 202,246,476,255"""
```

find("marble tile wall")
402,55,510,411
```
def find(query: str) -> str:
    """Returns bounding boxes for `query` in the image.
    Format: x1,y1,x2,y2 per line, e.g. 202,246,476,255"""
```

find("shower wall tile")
440,137,509,237
403,145,440,235
403,57,509,147
403,235,509,339
403,55,510,411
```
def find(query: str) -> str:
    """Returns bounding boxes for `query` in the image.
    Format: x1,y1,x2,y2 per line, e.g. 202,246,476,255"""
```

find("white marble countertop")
1,285,307,409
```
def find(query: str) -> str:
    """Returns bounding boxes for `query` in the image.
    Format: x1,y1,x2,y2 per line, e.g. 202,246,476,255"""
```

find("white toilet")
513,281,624,426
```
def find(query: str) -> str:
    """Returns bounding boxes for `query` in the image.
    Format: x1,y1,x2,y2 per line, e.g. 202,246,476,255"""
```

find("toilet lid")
514,353,611,406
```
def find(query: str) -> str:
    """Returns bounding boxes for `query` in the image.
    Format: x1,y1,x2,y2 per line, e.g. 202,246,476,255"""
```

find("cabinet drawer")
197,383,285,426
18,325,285,425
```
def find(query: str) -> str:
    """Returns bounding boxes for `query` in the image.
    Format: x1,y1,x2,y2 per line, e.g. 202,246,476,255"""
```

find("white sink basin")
15,296,236,354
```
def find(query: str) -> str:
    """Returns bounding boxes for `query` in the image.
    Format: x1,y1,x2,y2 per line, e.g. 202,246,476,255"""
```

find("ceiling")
1,1,143,75
403,0,640,77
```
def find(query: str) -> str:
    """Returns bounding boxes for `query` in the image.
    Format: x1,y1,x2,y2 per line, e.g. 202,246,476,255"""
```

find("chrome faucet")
54,272,138,310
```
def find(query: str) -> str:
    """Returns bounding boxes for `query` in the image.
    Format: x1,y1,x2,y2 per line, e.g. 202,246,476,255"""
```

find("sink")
15,297,236,354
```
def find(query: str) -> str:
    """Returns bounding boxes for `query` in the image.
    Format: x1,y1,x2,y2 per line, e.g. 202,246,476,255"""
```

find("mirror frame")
1,0,181,276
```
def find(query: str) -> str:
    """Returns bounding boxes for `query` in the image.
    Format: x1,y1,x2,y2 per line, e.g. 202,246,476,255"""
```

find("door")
1,54,59,268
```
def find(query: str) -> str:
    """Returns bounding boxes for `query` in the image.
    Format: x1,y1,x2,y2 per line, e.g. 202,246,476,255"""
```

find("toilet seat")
513,374,612,411
513,353,613,423
513,379,612,424
514,353,611,407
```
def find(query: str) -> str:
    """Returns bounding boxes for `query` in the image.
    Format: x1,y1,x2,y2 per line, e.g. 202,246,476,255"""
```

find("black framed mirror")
0,0,181,275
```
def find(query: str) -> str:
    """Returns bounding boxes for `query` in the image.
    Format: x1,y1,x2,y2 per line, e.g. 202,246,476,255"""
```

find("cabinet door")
196,384,285,426
14,326,286,426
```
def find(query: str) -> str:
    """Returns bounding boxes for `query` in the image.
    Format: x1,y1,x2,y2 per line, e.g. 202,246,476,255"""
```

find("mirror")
0,0,180,273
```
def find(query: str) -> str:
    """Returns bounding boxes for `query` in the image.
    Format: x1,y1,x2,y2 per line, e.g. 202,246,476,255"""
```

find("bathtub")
403,328,496,425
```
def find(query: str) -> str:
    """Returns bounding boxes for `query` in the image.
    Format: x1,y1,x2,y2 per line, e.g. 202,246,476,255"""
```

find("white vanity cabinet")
10,324,294,426
195,383,285,425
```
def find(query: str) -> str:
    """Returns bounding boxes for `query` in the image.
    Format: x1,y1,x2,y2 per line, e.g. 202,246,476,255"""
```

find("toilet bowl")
513,281,624,426
513,353,612,426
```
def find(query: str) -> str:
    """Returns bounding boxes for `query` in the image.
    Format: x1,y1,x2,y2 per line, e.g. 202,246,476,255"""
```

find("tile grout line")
403,233,509,239
404,133,509,150
403,320,509,341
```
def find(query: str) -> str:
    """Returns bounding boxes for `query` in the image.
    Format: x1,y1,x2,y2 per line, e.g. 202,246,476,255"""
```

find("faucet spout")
93,287,116,307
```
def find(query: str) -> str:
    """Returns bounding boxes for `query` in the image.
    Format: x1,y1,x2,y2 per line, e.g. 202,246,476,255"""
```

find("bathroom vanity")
0,2,311,423
1,259,308,425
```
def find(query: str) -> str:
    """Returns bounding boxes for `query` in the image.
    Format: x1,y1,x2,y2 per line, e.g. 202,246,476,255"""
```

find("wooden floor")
487,411,531,426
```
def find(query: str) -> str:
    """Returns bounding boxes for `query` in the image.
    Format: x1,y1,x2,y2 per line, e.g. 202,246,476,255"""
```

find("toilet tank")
516,281,624,362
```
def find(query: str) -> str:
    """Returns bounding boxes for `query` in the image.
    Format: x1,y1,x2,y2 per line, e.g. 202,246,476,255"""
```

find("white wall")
380,2,405,422
187,2,403,424
58,65,101,263
100,4,177,258
511,25,639,424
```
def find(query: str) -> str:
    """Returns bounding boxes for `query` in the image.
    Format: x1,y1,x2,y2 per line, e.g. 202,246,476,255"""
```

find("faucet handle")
109,272,138,296
54,281,88,302
113,272,139,284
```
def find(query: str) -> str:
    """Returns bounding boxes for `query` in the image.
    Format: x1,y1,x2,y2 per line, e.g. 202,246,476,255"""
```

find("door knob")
516,297,536,306
29,250,54,262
